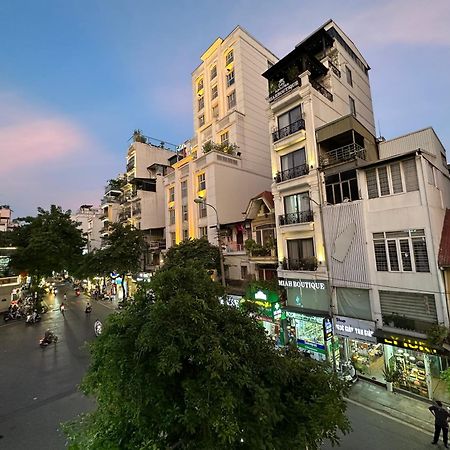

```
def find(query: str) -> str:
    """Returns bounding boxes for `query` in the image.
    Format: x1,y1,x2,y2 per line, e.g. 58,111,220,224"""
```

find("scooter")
26,312,41,324
85,305,92,313
39,331,58,347
337,361,358,384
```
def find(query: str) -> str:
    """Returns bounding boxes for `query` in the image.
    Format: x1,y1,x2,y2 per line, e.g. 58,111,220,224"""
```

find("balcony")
320,143,366,167
279,210,313,226
224,242,245,254
282,256,318,271
275,164,309,183
311,80,333,102
272,119,305,143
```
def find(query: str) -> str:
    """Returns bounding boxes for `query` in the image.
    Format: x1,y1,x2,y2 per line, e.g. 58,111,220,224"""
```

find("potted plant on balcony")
383,364,401,392
202,141,214,154
427,324,450,348
132,129,147,144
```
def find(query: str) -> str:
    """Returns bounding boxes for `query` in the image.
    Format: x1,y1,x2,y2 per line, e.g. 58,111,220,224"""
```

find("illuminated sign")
278,279,326,290
380,335,438,355
334,316,377,343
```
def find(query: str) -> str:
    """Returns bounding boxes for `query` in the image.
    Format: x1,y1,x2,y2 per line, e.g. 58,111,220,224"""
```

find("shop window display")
349,341,384,382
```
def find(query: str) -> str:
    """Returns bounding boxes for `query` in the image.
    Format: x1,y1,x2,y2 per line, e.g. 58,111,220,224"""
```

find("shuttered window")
379,290,437,323
373,229,430,273
366,158,418,198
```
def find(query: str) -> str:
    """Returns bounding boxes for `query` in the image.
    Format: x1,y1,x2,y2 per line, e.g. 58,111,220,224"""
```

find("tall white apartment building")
71,205,103,253
164,26,278,249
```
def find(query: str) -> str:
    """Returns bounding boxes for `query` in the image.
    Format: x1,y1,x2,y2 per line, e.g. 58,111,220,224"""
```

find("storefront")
333,315,384,382
241,287,283,345
284,310,334,362
376,331,450,401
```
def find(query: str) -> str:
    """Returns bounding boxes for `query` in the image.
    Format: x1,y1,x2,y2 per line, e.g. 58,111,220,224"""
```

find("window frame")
373,230,430,273
168,186,175,203
182,204,188,222
199,226,208,238
198,173,206,191
346,66,353,87
198,96,204,111
198,114,205,127
226,69,235,87
277,105,301,130
168,208,175,225
211,84,218,100
349,96,356,116
210,65,217,80
227,90,236,110
325,170,359,204
220,131,229,145
225,50,234,66
198,201,207,219
366,161,414,199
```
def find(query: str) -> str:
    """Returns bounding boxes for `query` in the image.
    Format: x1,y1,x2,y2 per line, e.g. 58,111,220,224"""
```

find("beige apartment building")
164,26,278,254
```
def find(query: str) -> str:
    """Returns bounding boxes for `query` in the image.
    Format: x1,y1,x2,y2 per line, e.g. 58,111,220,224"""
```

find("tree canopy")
64,262,350,449
9,205,85,278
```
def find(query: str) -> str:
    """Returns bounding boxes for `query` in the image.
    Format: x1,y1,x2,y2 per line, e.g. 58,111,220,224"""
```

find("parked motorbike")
3,309,22,322
26,312,41,324
39,331,58,348
337,361,358,384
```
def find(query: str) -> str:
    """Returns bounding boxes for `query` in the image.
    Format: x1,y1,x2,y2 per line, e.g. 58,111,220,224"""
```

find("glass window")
170,232,176,247
197,78,203,92
287,238,314,261
199,226,208,238
183,229,189,240
226,69,235,87
181,180,187,199
169,209,175,225
168,186,175,202
210,65,217,80
182,205,188,222
212,105,219,119
198,202,207,218
373,230,429,273
346,66,353,87
241,265,248,279
325,170,358,204
198,173,206,191
220,131,229,145
227,91,236,110
198,96,204,111
281,148,306,172
225,50,234,66
198,115,205,127
211,85,218,100
284,192,310,214
278,106,301,130
349,96,356,116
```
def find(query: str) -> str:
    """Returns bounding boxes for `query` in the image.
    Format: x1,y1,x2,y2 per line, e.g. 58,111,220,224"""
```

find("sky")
1,0,449,217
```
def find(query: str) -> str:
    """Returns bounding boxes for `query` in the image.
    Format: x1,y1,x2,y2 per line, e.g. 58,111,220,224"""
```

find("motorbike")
39,331,58,348
3,310,22,322
26,312,41,324
337,361,358,384
85,305,92,313
94,320,103,337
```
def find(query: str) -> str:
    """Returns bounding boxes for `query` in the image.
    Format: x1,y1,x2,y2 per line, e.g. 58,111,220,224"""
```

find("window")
277,105,301,130
211,84,218,100
427,162,436,186
168,186,175,202
346,66,353,87
241,265,248,279
181,180,187,199
220,131,229,145
227,91,236,110
183,229,189,240
212,105,219,118
325,170,359,204
281,192,311,225
373,229,430,273
170,232,176,247
226,69,235,87
198,114,205,127
169,208,175,225
182,204,188,222
199,226,208,238
198,96,204,111
197,78,204,92
280,148,306,175
198,173,206,191
255,227,274,246
210,65,217,80
198,201,207,218
366,159,418,199
225,50,234,66
287,238,315,262
349,96,356,116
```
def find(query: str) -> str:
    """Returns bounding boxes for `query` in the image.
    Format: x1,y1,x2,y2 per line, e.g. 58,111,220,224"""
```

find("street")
322,402,435,450
0,283,113,450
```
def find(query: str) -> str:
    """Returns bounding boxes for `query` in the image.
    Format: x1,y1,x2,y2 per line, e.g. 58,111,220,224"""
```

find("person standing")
430,400,450,448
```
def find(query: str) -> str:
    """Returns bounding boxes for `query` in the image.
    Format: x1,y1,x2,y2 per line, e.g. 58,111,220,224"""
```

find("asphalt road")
0,283,114,450
322,401,435,450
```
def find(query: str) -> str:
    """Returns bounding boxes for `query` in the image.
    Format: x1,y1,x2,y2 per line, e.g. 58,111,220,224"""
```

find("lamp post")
194,198,226,287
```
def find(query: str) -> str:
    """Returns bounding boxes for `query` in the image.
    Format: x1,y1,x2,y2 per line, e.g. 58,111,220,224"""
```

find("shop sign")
379,334,438,355
334,316,376,343
286,311,327,354
278,279,326,290
323,317,333,342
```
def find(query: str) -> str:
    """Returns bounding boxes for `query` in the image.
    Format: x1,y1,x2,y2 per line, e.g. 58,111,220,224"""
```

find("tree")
163,237,221,273
64,265,350,449
9,205,85,295
100,223,145,299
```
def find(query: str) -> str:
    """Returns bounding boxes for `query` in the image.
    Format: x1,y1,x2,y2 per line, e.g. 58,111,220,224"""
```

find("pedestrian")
430,400,450,448
63,293,67,302
60,302,65,315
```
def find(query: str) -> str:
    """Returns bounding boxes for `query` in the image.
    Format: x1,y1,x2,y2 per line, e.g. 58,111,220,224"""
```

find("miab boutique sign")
278,278,329,311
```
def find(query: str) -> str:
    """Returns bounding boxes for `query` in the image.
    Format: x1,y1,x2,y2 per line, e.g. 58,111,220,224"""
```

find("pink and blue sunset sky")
1,0,449,216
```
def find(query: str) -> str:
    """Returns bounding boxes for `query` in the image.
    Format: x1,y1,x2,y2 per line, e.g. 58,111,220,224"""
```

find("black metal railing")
282,257,318,271
320,143,366,167
275,163,309,183
311,80,333,101
272,119,305,142
329,61,341,78
279,210,313,226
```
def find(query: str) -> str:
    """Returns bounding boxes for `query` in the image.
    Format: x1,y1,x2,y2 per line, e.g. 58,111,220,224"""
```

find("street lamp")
194,197,226,287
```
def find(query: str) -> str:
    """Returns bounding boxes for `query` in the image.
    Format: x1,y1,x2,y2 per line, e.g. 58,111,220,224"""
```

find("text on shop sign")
278,279,326,290
335,323,374,338
381,336,438,355
333,316,377,343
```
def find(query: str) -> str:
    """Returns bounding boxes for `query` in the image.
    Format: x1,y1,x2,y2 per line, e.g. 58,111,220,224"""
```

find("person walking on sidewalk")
430,400,450,448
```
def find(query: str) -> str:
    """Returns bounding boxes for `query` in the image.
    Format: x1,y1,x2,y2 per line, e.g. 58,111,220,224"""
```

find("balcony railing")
311,80,333,101
272,119,305,143
279,210,313,226
224,242,245,253
329,60,341,78
320,143,366,167
275,164,309,183
282,256,318,271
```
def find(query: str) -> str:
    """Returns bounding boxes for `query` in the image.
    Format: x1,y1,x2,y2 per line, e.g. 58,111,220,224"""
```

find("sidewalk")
347,379,435,434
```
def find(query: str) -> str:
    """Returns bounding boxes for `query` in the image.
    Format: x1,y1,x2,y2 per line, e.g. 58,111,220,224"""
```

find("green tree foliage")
163,237,220,272
10,205,85,279
64,266,350,449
